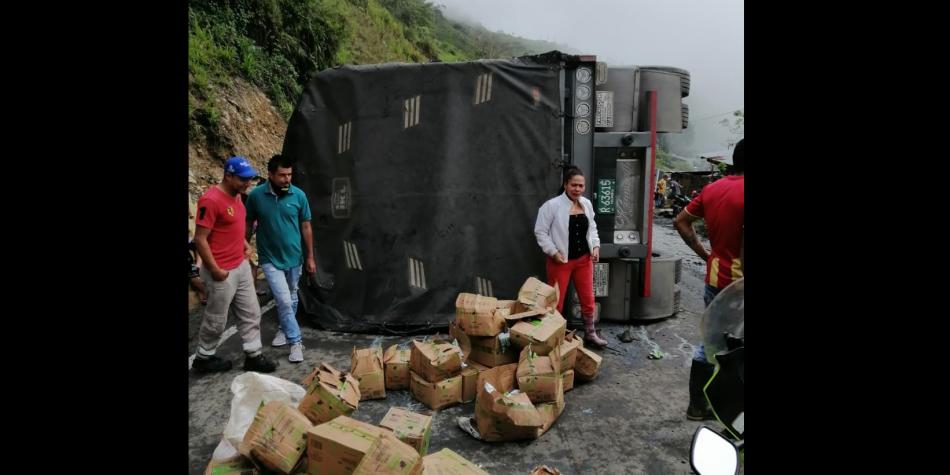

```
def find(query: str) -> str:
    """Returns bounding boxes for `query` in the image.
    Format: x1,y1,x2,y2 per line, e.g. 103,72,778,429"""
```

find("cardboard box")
508,310,567,356
460,361,490,403
298,363,361,425
204,455,260,475
516,277,559,311
421,448,491,475
516,344,563,403
466,332,518,368
239,401,312,474
306,415,386,475
460,365,479,404
383,344,412,390
351,346,386,400
575,346,603,382
495,300,517,315
561,369,574,392
290,457,307,475
353,432,423,475
454,293,507,337
410,340,463,383
534,384,565,437
557,331,582,371
473,364,542,441
409,371,463,410
448,320,471,363
530,465,563,475
379,407,433,455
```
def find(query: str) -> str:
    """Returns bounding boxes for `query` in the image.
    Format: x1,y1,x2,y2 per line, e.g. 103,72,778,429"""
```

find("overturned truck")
284,51,689,334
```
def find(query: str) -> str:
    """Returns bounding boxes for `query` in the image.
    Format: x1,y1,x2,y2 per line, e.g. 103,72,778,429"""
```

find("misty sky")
433,0,743,122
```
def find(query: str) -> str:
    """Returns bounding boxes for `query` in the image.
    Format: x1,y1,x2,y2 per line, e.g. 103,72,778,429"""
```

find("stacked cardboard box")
558,331,582,392
409,339,464,410
453,277,608,442
455,293,508,337
516,345,563,403
449,319,517,369
507,309,566,357
206,273,607,473
460,360,490,403
473,363,542,442
453,294,519,368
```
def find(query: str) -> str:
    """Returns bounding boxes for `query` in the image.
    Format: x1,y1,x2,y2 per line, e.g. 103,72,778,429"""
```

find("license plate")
597,178,615,214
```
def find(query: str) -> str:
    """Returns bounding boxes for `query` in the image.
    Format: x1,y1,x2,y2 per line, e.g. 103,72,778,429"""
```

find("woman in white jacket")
534,166,608,347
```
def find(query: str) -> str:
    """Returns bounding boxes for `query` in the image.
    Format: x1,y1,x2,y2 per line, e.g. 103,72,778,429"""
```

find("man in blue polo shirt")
245,154,315,363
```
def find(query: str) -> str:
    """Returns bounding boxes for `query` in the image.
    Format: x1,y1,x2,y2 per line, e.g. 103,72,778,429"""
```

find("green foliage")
188,0,569,142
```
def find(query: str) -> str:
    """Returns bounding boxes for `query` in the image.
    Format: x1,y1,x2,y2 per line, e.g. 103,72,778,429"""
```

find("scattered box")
379,407,433,455
383,344,412,390
575,346,603,382
298,363,361,425
421,448,491,475
352,432,423,475
306,415,386,475
239,401,312,474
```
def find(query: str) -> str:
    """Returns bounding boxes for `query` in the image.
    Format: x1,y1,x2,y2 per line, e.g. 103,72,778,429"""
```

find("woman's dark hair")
563,165,584,184
557,165,585,195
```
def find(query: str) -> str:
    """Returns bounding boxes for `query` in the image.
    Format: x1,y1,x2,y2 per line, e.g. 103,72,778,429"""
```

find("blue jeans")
693,284,724,363
262,262,303,345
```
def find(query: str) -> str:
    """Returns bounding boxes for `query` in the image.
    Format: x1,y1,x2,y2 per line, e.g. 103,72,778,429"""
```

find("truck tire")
639,65,690,97
681,103,689,129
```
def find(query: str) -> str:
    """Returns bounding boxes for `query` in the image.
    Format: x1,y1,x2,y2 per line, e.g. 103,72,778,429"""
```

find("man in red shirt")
192,156,278,374
674,139,744,420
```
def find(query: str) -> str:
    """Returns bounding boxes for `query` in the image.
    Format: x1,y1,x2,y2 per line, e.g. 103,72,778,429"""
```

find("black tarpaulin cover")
283,53,566,334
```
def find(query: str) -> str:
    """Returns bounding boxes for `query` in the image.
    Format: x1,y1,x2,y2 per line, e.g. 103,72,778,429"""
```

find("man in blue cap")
245,154,315,363
191,156,278,374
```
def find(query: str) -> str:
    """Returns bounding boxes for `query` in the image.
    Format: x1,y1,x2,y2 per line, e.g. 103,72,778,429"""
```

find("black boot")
686,360,716,420
244,353,278,373
192,355,232,374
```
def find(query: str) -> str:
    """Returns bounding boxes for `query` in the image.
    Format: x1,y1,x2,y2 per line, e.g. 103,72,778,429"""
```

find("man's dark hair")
731,139,744,174
267,154,295,173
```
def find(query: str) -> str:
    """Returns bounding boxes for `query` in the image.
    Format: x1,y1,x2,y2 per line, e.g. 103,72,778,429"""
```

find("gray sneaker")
272,330,288,347
289,342,304,363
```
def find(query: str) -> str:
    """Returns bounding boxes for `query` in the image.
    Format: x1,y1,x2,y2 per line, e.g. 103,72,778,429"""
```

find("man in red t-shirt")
674,139,744,420
192,156,277,374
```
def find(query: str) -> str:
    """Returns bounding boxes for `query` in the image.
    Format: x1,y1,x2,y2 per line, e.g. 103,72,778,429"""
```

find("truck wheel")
639,65,690,97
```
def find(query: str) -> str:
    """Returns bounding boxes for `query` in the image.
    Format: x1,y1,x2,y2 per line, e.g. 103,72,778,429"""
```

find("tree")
718,109,744,149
